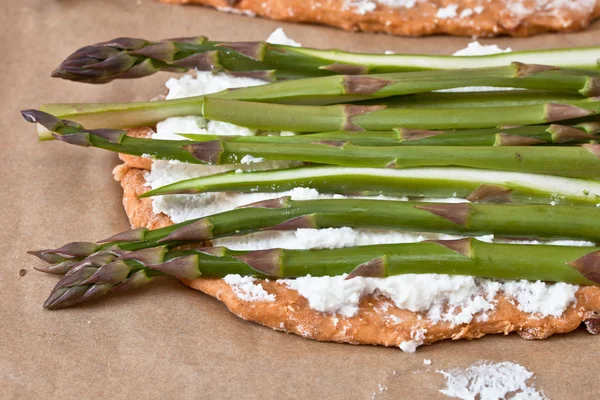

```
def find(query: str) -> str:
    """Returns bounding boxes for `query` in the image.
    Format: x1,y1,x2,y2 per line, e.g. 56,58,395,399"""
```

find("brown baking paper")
1,1,599,398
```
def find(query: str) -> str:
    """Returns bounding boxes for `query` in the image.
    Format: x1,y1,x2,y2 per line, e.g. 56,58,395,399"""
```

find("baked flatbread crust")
113,127,600,348
160,0,600,37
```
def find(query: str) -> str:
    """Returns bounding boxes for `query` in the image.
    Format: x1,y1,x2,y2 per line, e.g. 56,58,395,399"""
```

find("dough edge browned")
113,127,600,349
160,0,600,38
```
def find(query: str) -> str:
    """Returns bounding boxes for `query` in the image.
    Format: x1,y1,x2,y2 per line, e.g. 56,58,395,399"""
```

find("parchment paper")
1,1,599,398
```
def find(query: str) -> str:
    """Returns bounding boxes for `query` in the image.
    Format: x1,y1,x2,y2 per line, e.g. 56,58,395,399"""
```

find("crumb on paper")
19,269,27,277
437,361,546,400
423,359,432,365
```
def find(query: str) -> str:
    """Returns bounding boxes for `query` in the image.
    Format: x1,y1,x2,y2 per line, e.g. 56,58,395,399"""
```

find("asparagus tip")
21,109,63,131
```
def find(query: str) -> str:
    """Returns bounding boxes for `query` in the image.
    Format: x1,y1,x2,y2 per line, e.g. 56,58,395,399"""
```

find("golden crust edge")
114,129,600,347
159,0,600,38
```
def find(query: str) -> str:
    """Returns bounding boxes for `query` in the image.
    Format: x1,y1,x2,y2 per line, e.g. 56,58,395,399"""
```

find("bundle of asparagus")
25,37,600,310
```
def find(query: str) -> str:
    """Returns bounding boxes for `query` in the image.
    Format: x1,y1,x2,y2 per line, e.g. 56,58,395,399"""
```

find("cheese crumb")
438,361,547,400
266,28,302,47
436,5,459,19
223,275,276,302
241,155,266,164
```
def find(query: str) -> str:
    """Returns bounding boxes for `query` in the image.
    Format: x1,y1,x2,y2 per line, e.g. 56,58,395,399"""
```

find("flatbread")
160,0,600,37
113,128,600,348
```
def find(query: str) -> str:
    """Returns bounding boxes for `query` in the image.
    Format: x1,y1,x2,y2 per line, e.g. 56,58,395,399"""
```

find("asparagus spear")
200,97,600,132
359,91,584,108
51,36,600,83
25,111,599,170
43,250,166,310
43,239,600,309
141,166,600,206
180,124,598,146
28,220,205,269
37,91,588,140
31,197,600,272
36,95,600,133
170,139,600,178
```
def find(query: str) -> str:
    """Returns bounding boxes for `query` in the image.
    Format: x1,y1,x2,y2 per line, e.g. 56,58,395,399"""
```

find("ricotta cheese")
438,361,547,400
145,32,582,350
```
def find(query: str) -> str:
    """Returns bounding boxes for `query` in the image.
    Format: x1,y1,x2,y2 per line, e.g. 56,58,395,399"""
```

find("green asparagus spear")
30,197,600,272
43,239,600,309
51,36,600,83
141,166,600,206
176,140,600,178
180,124,597,146
35,95,600,134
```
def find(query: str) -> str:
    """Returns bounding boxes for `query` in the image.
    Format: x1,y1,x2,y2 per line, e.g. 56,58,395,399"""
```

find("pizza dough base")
112,127,600,348
160,0,600,37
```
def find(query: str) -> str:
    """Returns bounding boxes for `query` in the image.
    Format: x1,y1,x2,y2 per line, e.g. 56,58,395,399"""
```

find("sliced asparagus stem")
44,239,600,309
51,36,600,83
31,197,600,273
141,166,600,206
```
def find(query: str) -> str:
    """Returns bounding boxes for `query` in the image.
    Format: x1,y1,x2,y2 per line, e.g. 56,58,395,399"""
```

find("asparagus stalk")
197,64,600,104
201,97,600,132
141,166,600,206
25,112,598,171
31,197,600,272
36,95,600,133
44,239,600,309
173,140,600,178
37,91,588,139
43,251,166,310
180,124,598,146
51,36,600,83
361,91,584,108
28,219,206,269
